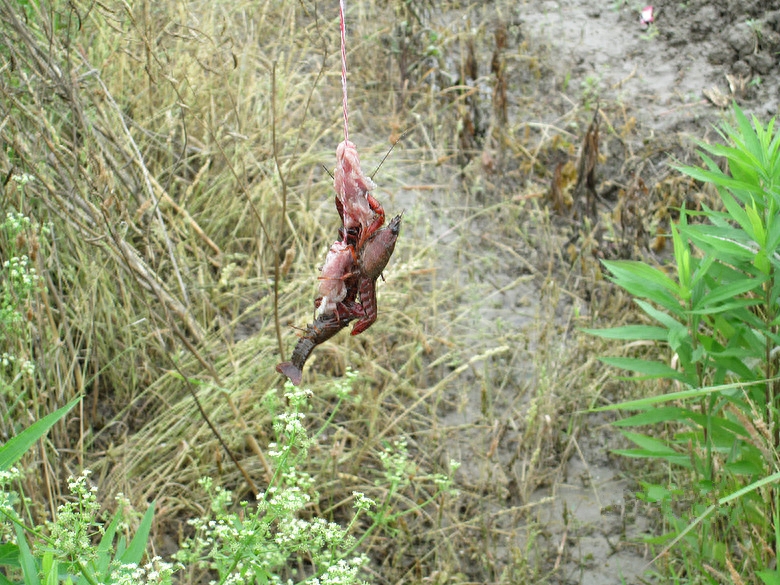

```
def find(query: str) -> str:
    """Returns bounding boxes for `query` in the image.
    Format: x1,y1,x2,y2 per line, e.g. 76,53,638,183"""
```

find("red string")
339,0,349,143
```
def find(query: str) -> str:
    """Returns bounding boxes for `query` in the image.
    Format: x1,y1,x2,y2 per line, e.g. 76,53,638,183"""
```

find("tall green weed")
0,383,457,585
176,383,459,585
589,103,780,583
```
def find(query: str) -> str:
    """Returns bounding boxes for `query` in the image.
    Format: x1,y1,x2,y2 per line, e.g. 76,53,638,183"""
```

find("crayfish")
275,2,402,386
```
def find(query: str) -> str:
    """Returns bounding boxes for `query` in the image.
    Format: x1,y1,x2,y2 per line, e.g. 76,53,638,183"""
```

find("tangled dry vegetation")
0,0,714,582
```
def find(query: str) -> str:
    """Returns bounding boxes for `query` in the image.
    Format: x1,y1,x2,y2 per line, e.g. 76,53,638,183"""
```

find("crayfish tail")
276,361,303,386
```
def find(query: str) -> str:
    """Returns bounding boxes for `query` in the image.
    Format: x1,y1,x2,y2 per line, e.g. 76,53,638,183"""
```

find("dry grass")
0,0,707,582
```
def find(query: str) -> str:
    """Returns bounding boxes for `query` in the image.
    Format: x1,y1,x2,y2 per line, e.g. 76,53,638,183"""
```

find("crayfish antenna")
370,129,411,180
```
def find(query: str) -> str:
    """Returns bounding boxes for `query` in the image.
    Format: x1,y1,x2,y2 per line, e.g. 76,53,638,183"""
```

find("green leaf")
114,536,126,562
582,325,668,341
691,277,764,311
703,142,760,174
615,432,691,466
719,470,780,506
599,357,692,384
651,470,780,566
612,407,691,427
676,164,761,200
602,259,679,291
96,511,120,575
734,102,763,163
14,524,39,585
726,460,764,476
639,482,681,504
41,553,57,585
767,211,780,250
684,224,760,263
634,299,685,332
671,221,691,295
745,201,767,247
689,298,761,316
758,569,780,585
723,190,759,242
592,378,767,411
120,501,155,565
0,397,81,472
602,260,681,313
0,543,20,568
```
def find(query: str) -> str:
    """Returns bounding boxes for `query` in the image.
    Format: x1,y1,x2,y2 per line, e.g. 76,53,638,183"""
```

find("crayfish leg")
350,314,376,336
351,278,377,336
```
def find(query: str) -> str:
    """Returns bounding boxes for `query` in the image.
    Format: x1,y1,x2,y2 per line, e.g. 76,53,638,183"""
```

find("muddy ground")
417,0,780,583
524,0,780,132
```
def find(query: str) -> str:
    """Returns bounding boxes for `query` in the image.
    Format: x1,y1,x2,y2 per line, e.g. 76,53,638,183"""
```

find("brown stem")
271,61,286,362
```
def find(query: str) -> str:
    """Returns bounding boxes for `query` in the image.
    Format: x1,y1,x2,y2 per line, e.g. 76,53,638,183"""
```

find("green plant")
0,397,175,585
0,377,458,585
640,23,660,41
588,103,780,581
580,74,601,110
0,397,166,585
176,383,459,585
0,181,47,400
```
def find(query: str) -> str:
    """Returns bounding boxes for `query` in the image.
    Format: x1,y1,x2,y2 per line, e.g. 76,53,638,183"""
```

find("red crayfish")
275,141,402,386
276,2,403,386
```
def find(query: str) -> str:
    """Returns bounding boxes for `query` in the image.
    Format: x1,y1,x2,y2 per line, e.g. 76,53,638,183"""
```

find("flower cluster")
176,385,372,585
377,438,413,487
1,195,47,392
45,470,102,564
109,556,177,585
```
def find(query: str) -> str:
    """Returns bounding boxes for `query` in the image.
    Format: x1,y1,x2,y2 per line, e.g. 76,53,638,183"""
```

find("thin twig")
271,61,286,362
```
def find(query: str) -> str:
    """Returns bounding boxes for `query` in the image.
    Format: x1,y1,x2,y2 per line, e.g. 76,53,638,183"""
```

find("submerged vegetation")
1,0,776,583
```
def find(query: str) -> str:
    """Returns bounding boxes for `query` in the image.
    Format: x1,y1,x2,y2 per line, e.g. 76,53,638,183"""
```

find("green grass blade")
612,407,691,427
120,501,155,565
14,524,40,585
0,396,81,472
599,356,692,383
581,325,668,341
592,378,768,411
